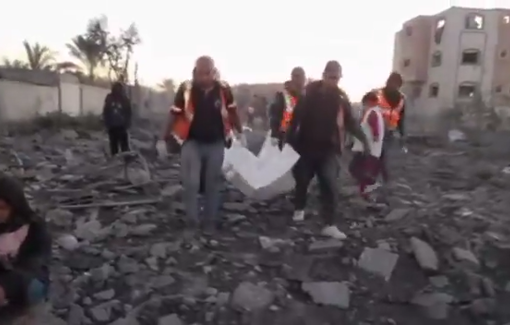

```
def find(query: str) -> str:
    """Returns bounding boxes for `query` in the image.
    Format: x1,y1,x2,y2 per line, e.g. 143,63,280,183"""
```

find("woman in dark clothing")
103,82,132,156
0,175,51,320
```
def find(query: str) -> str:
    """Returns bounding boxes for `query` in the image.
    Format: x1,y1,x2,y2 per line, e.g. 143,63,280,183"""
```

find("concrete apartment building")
393,6,510,124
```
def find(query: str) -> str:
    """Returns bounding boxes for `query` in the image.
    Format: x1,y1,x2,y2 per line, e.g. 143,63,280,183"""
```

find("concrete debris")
410,237,439,271
1,127,510,324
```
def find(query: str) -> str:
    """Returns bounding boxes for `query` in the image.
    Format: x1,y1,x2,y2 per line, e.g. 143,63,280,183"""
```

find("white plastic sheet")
222,135,300,200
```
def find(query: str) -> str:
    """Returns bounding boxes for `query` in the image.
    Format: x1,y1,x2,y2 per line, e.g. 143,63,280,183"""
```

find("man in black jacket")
102,82,132,156
269,67,306,148
287,60,370,239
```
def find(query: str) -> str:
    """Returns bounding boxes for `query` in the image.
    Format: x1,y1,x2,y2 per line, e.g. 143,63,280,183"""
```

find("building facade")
393,6,510,130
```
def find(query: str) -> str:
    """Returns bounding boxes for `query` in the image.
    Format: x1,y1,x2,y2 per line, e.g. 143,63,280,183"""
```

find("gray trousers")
180,140,225,223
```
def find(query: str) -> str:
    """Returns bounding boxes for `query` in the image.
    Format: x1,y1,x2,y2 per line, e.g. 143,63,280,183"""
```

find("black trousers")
108,127,130,156
292,153,339,225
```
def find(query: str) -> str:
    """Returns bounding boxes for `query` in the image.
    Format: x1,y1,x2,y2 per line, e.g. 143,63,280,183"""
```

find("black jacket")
0,176,51,308
268,83,302,139
287,81,358,158
102,83,132,129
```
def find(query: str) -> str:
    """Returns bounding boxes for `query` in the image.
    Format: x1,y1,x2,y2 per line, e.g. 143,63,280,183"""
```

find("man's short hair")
324,60,341,73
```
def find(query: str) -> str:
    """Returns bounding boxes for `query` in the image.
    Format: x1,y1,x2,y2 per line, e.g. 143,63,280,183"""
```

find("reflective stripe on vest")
172,81,232,144
377,89,403,130
280,90,297,132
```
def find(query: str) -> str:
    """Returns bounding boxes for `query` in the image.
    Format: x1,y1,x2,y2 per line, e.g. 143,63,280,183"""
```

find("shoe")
321,225,347,240
293,210,305,222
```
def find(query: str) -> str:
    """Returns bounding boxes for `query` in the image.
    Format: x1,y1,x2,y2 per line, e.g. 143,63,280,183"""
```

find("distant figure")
102,82,132,156
269,67,306,149
0,175,51,322
375,72,406,183
163,56,246,232
349,91,385,202
286,60,369,239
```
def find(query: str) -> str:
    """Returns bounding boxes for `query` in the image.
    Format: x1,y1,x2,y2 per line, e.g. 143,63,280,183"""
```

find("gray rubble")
1,126,510,324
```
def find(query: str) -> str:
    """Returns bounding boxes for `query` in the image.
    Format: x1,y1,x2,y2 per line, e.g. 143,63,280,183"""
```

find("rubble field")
2,126,510,325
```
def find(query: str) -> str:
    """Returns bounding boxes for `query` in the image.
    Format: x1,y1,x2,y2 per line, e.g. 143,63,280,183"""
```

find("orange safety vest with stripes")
279,90,298,132
377,89,404,130
170,81,235,144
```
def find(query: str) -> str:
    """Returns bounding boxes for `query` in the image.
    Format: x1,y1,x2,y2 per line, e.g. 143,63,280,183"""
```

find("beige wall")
393,7,510,132
393,16,433,83
0,78,110,121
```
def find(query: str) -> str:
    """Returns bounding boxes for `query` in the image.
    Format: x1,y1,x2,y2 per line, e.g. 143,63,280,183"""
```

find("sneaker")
321,225,347,240
293,210,305,222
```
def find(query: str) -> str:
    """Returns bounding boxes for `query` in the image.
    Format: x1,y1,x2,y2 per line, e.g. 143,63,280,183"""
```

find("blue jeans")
180,140,225,223
26,279,48,305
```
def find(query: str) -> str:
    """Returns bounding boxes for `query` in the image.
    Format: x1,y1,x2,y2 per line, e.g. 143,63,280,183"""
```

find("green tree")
67,16,109,80
22,41,55,70
1,58,28,68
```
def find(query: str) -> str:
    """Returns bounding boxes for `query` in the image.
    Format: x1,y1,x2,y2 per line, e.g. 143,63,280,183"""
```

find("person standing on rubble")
102,82,132,156
286,60,370,239
269,67,306,149
0,174,52,321
162,56,246,231
375,72,406,184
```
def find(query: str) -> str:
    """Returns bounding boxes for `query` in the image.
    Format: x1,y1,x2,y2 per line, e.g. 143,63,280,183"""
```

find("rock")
94,289,116,300
410,237,439,271
308,239,344,252
469,298,496,316
150,243,168,258
231,282,275,312
130,224,157,236
411,292,453,320
357,247,399,281
56,234,80,251
67,303,85,325
46,208,73,227
384,208,410,222
452,247,479,269
158,313,183,325
301,281,350,309
75,220,103,241
429,276,449,288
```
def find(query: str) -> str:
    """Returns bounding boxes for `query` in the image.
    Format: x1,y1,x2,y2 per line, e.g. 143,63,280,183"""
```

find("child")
349,91,385,201
0,174,51,321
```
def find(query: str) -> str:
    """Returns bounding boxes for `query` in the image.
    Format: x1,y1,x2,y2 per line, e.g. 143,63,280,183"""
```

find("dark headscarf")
110,82,125,99
382,72,404,109
0,174,35,232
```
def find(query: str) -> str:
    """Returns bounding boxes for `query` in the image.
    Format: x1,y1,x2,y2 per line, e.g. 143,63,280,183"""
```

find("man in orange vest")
269,67,306,149
162,56,245,231
376,72,406,183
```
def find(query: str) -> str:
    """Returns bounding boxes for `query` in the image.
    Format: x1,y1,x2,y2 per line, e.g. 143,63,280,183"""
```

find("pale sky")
1,0,508,100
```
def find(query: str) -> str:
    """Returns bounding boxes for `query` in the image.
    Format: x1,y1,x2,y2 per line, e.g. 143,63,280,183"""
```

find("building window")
458,83,477,98
429,83,439,97
504,15,509,24
403,59,410,67
405,26,412,36
461,49,480,64
435,19,446,44
495,85,502,93
465,14,484,29
500,50,507,58
431,51,442,67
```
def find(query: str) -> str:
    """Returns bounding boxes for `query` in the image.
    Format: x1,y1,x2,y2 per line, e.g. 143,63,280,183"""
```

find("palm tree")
1,58,28,68
22,41,55,70
66,35,105,80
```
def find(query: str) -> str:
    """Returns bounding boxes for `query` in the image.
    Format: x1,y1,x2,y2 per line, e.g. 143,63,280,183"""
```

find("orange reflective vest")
377,89,404,130
279,90,298,132
170,81,235,144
